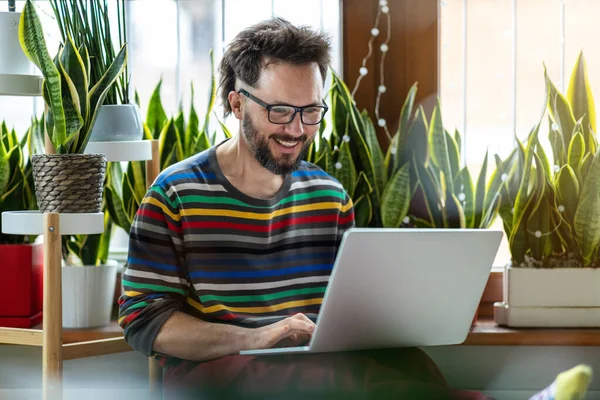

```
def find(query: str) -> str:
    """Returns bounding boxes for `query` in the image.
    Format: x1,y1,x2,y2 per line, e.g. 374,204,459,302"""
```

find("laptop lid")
307,228,503,353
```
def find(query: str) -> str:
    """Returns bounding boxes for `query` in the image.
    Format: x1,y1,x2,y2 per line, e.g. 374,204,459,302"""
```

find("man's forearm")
153,311,250,361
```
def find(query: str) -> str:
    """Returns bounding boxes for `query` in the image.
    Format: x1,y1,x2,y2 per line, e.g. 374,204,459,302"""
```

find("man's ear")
228,91,243,120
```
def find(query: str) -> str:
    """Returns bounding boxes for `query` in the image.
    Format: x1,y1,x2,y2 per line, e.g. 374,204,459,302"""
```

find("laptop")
239,228,503,356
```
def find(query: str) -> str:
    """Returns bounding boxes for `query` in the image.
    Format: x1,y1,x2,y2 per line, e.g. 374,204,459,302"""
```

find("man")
119,17,463,400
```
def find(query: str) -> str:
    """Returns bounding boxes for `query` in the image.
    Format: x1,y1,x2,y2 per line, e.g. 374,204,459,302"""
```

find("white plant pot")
0,12,35,75
89,104,143,142
62,260,118,329
494,264,600,327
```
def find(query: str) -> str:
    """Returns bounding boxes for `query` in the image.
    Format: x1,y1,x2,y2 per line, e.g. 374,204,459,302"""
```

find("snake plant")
500,52,600,268
0,120,39,244
50,0,130,105
105,51,224,234
308,70,506,230
18,0,127,154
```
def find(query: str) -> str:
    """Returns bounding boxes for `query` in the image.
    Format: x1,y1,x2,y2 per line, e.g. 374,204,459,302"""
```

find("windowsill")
48,318,600,348
463,319,600,346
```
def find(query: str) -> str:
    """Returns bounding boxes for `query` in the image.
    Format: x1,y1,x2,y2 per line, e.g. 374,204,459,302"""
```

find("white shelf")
2,211,104,235
0,73,42,96
85,140,153,162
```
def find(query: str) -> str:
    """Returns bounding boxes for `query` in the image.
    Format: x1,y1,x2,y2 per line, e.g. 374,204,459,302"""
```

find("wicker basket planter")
31,153,107,213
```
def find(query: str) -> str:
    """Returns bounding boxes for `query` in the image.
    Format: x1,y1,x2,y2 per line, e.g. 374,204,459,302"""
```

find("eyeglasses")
238,89,328,125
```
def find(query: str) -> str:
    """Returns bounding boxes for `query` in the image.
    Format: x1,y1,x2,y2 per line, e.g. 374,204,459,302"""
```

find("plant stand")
0,115,159,399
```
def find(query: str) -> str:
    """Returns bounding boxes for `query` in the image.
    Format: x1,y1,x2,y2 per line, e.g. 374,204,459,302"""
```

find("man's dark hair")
218,17,332,117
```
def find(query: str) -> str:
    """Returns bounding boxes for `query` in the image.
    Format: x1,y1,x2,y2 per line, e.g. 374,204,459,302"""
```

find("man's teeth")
274,138,298,147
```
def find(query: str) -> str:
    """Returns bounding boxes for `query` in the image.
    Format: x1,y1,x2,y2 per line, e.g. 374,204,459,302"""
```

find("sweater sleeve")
118,185,190,357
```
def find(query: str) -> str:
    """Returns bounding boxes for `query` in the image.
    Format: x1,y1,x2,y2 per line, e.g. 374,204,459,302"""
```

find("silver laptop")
240,228,503,356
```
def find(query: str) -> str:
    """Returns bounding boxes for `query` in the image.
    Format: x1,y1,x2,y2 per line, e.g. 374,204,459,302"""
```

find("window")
440,0,600,267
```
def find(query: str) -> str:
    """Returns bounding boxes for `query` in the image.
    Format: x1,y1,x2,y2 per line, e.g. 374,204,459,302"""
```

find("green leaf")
455,167,475,228
473,151,489,228
427,101,454,193
159,119,183,170
545,67,577,152
556,164,579,224
445,129,460,183
59,35,88,122
334,141,357,197
146,79,168,139
381,163,411,228
395,82,417,169
567,52,596,151
573,146,600,266
185,82,199,152
567,131,585,172
19,0,66,151
444,192,466,228
105,185,131,234
405,107,429,170
203,49,217,136
580,152,593,182
80,44,127,153
428,100,454,193
361,110,387,199
353,195,372,228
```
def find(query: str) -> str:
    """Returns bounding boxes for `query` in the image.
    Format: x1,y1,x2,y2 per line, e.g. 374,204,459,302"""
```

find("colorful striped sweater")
118,144,355,364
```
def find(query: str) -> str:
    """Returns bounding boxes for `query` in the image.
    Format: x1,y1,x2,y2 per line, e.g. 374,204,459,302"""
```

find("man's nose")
285,112,305,136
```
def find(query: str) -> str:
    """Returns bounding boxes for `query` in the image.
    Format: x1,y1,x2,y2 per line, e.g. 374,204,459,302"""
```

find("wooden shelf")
0,73,42,96
463,319,600,346
2,211,105,235
84,140,153,162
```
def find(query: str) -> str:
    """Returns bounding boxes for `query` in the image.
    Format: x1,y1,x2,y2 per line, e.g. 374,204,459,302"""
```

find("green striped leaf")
573,146,600,266
567,131,585,172
454,167,475,228
567,52,596,152
105,185,131,234
185,82,199,152
545,67,576,151
428,100,454,193
361,110,387,199
579,152,593,183
333,141,357,197
395,82,417,170
473,151,489,228
444,192,466,228
203,49,217,136
80,44,127,153
381,163,411,228
446,129,460,183
146,80,168,139
59,35,88,121
556,164,579,224
19,0,66,151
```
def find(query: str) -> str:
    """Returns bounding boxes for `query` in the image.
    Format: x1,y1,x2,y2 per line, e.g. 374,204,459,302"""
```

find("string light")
351,0,393,141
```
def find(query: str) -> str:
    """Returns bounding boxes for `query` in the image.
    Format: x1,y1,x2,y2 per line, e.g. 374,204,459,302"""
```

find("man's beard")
242,113,312,176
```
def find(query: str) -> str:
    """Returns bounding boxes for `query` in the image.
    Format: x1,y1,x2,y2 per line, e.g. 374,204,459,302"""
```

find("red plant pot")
0,243,43,328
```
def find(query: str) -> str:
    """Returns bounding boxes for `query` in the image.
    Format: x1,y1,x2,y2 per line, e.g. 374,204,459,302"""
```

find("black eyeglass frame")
237,88,329,125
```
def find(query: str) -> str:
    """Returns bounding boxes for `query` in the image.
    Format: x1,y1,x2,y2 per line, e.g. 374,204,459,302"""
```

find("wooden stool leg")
149,357,163,398
43,213,62,400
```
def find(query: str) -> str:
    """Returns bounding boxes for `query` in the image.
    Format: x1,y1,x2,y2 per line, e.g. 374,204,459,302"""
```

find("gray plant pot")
90,104,144,142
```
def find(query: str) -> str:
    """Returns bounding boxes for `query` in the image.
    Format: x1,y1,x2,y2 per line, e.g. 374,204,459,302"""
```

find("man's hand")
246,313,316,350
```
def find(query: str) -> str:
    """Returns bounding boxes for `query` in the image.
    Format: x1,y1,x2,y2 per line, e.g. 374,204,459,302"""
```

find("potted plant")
0,118,41,328
50,0,142,143
18,0,126,214
308,71,507,231
494,52,600,328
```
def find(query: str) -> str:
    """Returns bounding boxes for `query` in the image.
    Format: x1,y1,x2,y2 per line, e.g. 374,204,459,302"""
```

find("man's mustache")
270,134,308,142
